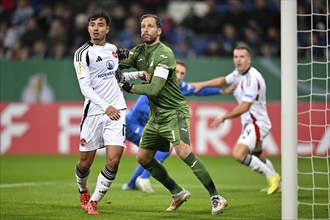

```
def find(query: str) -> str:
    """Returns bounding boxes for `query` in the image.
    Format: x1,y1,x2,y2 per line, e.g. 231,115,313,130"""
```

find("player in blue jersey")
122,60,234,193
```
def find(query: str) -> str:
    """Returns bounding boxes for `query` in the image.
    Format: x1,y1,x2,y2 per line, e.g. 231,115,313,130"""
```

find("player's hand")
221,83,237,94
138,70,151,83
211,116,225,128
189,82,204,93
105,106,120,120
116,48,129,61
119,82,133,93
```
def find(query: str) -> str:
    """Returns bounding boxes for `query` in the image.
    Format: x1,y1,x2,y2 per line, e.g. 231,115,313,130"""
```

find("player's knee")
174,141,191,159
105,158,121,171
136,154,152,166
232,150,246,162
77,161,92,173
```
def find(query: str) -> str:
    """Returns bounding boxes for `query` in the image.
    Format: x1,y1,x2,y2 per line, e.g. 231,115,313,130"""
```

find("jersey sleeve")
134,75,167,96
180,81,221,96
73,49,109,112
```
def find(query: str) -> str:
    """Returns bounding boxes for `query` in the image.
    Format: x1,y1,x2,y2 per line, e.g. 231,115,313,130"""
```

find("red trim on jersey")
250,113,261,148
255,80,260,101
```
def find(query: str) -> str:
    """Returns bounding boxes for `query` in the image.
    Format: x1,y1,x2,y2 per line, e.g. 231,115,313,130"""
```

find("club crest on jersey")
112,51,118,58
106,60,115,70
80,138,86,146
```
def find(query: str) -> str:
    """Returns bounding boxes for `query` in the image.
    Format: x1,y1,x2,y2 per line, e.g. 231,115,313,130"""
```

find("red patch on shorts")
80,138,86,146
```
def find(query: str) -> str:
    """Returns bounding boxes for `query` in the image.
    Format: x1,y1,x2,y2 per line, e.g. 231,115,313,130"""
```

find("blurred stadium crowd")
0,0,327,60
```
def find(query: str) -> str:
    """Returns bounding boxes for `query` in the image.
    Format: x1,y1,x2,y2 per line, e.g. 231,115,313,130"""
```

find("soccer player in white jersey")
72,10,148,215
191,46,281,195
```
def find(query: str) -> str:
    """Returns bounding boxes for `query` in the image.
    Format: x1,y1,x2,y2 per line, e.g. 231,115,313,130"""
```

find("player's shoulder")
249,66,260,74
105,42,117,51
158,43,174,56
130,44,145,53
74,42,92,61
248,66,263,79
126,44,145,59
74,42,92,54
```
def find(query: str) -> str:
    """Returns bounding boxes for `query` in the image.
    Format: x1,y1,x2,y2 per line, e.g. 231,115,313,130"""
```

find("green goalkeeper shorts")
139,109,191,152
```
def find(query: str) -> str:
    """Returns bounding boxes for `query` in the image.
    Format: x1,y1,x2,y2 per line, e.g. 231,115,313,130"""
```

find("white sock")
262,158,276,172
90,172,112,202
75,166,89,192
244,154,275,179
76,174,89,192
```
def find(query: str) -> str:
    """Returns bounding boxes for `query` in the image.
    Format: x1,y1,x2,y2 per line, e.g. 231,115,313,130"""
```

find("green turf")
0,155,327,219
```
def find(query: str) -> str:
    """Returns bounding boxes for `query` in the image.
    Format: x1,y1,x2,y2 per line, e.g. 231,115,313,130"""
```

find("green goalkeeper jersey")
120,42,189,124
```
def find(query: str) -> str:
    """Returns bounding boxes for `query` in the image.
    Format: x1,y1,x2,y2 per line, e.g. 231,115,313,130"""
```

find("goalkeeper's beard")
142,35,157,45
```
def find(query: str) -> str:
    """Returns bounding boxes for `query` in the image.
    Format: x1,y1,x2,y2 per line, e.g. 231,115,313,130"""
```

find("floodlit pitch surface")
0,155,325,219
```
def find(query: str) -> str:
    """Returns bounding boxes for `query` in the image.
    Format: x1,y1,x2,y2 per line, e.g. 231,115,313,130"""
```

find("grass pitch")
0,154,320,219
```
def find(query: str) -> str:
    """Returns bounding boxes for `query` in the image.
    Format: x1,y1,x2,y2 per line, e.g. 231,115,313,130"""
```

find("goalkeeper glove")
119,82,133,93
116,48,129,61
115,68,125,83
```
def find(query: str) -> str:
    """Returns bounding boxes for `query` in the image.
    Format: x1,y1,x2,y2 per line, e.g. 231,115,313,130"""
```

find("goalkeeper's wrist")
121,82,134,93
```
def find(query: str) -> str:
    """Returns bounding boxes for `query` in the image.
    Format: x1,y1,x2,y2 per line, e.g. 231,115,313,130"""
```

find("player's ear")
157,28,162,36
106,26,110,33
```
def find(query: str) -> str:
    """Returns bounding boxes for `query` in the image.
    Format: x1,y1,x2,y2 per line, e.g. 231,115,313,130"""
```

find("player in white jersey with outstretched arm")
191,45,281,195
73,10,148,215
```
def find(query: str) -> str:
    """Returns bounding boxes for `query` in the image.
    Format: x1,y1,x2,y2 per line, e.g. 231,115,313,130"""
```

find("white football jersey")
225,67,271,131
73,42,126,116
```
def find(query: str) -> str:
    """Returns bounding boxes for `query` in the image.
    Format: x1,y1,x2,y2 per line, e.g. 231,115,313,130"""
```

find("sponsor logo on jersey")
97,71,115,78
96,56,103,62
160,54,168,58
106,60,115,70
244,94,253,98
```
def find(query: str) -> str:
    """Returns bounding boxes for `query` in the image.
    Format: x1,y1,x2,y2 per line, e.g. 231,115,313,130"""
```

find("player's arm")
74,57,120,119
211,101,251,127
190,77,228,93
132,74,166,95
181,81,221,96
121,66,168,96
182,81,235,96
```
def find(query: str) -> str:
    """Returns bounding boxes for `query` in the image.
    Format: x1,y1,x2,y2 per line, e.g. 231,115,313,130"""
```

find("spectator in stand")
242,26,260,56
47,19,67,50
220,23,238,56
51,41,69,59
5,39,29,60
224,0,248,35
11,0,34,36
118,16,139,49
202,39,222,57
69,13,89,54
30,40,48,59
0,0,290,60
20,17,45,50
198,0,224,34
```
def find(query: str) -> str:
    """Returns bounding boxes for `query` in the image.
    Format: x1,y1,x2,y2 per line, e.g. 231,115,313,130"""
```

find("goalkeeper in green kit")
118,14,228,215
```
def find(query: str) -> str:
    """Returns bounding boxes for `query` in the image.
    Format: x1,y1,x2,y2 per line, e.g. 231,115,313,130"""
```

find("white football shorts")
79,110,126,152
237,122,270,152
